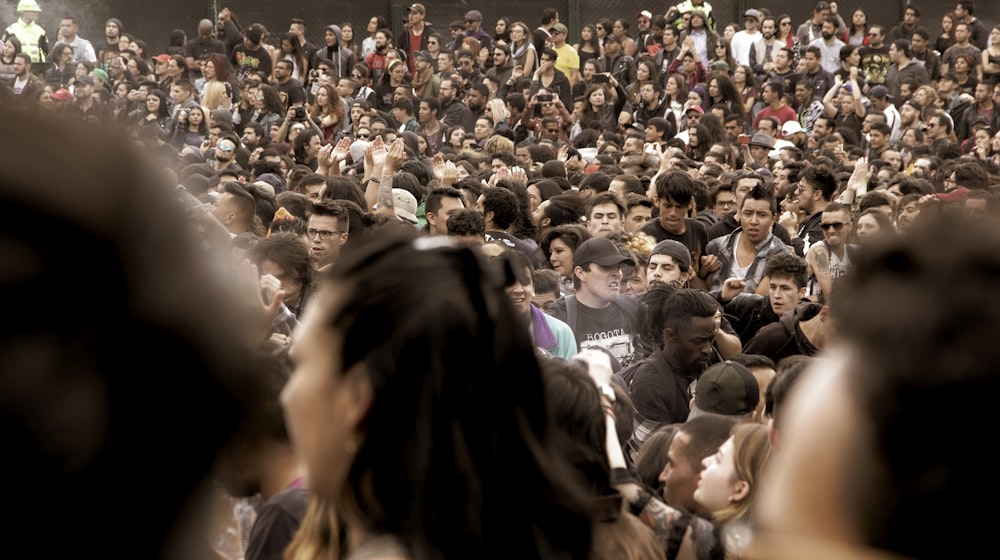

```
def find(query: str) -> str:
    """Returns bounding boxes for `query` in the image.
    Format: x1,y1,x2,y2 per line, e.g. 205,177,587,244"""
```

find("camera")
294,106,306,120
537,93,553,103
592,73,609,84
310,69,320,79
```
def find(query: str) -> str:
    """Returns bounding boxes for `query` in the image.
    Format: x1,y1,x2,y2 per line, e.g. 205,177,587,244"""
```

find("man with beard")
312,25,355,81
749,16,780,85
364,28,393,87
885,39,928,107
97,17,124,72
808,17,845,74
437,77,474,130
212,135,243,174
794,166,836,256
705,184,790,295
805,202,855,302
411,50,440,100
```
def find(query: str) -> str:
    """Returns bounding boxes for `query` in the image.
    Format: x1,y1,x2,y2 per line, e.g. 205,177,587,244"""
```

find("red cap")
152,54,171,63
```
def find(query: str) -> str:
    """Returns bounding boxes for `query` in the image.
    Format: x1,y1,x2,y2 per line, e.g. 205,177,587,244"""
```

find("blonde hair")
712,423,771,528
486,97,510,125
201,81,232,110
483,134,514,156
283,496,341,560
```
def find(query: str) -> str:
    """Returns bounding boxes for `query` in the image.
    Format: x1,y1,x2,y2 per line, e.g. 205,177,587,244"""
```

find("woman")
936,12,957,55
130,88,171,139
693,423,771,557
722,23,740,43
775,14,795,48
472,116,493,148
687,123,712,161
485,97,510,131
527,179,563,214
981,26,1000,86
732,64,758,119
540,223,592,295
840,8,869,47
663,74,689,125
292,128,322,171
45,43,75,88
162,54,190,93
710,38,736,74
425,32,444,59
171,104,208,149
494,17,512,45
252,83,286,136
247,232,314,320
276,32,309,82
280,232,595,560
579,80,628,134
573,58,604,100
199,54,235,108
707,73,746,124
373,59,407,113
127,57,153,82
912,84,941,113
952,53,978,94
627,57,659,106
575,24,603,69
0,34,22,86
308,83,346,142
441,125,466,155
854,207,896,242
340,22,359,61
595,19,614,50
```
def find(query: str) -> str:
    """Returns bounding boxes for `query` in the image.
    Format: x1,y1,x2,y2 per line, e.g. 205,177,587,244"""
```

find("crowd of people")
3,1,1000,560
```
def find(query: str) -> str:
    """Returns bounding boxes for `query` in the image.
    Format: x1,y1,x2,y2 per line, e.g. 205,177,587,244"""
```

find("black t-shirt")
638,218,707,266
274,79,307,111
548,295,641,367
231,44,273,82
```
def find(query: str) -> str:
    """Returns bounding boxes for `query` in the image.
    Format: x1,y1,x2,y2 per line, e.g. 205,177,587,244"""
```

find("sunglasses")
821,222,847,231
217,144,235,152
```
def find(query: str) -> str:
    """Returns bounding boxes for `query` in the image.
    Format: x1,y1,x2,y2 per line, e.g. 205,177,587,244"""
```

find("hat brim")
589,254,636,268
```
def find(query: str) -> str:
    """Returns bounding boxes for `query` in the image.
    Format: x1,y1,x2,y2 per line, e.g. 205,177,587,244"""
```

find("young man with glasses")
805,202,854,302
305,199,350,271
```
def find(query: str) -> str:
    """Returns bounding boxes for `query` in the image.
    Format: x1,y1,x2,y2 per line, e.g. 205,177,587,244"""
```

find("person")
4,0,47,64
748,215,1000,560
638,171,709,280
52,15,96,64
311,25,355,83
0,103,270,560
742,295,833,363
693,422,771,557
231,24,273,83
718,252,809,346
280,231,596,559
184,19,227,74
658,413,738,516
805,202,856,303
937,12,957,55
546,237,643,367
304,198,350,271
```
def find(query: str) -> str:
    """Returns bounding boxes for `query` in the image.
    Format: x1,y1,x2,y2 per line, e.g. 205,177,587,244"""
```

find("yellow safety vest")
5,20,46,63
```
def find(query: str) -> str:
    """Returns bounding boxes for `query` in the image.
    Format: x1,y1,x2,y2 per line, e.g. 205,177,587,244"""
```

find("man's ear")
540,216,551,228
339,232,349,246
574,265,585,283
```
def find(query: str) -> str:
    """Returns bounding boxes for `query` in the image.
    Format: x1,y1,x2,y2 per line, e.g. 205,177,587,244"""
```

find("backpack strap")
565,294,578,334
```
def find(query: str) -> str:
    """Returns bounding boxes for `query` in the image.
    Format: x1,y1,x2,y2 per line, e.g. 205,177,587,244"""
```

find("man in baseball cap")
547,237,643,368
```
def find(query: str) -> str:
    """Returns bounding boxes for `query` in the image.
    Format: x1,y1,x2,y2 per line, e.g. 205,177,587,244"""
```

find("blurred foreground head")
0,107,263,558
752,214,1000,559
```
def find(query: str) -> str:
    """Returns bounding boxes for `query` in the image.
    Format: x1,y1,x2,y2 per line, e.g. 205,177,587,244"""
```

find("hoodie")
742,301,822,363
312,25,355,79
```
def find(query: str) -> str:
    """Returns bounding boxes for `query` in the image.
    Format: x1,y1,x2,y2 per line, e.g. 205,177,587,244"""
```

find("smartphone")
593,73,609,83
537,93,553,103
737,134,751,145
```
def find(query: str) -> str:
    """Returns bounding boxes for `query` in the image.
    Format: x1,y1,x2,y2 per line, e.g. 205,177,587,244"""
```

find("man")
858,25,890,87
62,75,109,122
805,202,855,302
9,53,42,103
599,34,636,88
666,0,717,32
53,16,96,64
464,82,489,124
639,171,708,277
632,80,669,127
749,16,780,85
868,85,901,142
958,81,999,142
730,9,762,67
5,0,47,64
436,51,455,76
654,26,683,78
272,60,307,112
546,237,643,367
456,10,492,52
185,19,226,73
635,10,655,54
909,27,941,83
424,186,465,236
484,45,515,90
168,79,199,120
288,18,318,69
392,97,420,133
620,288,727,458
866,122,892,161
305,199,349,271
885,39,928,107
718,252,809,346
769,47,799,95
885,5,920,43
923,110,954,144
416,98,443,152
477,188,535,261
400,4,432,75
898,99,924,136
954,0,988,50
364,28,393,87
437,77,473,129
645,116,673,148
808,17,845,75
797,46,835,101
97,17,123,71
941,22,981,78
496,249,577,360
312,25,355,81
549,23,580,85
584,191,626,239
533,8,559,55
646,239,695,287
705,184,790,295
795,165,837,255
210,182,257,236
753,81,797,132
533,48,573,109
793,80,826,135
231,24,273,83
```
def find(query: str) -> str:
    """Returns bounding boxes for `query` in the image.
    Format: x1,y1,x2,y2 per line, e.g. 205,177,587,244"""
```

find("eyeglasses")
821,222,848,231
780,21,791,26
217,144,235,152
358,133,370,139
352,73,363,79
715,200,737,208
307,228,346,240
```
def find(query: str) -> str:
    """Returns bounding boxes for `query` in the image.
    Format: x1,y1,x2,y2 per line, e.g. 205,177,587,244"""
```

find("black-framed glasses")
307,228,347,240
821,222,847,231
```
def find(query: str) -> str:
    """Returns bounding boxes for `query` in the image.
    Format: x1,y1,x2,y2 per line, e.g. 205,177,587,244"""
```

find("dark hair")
446,208,485,237
764,252,808,289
